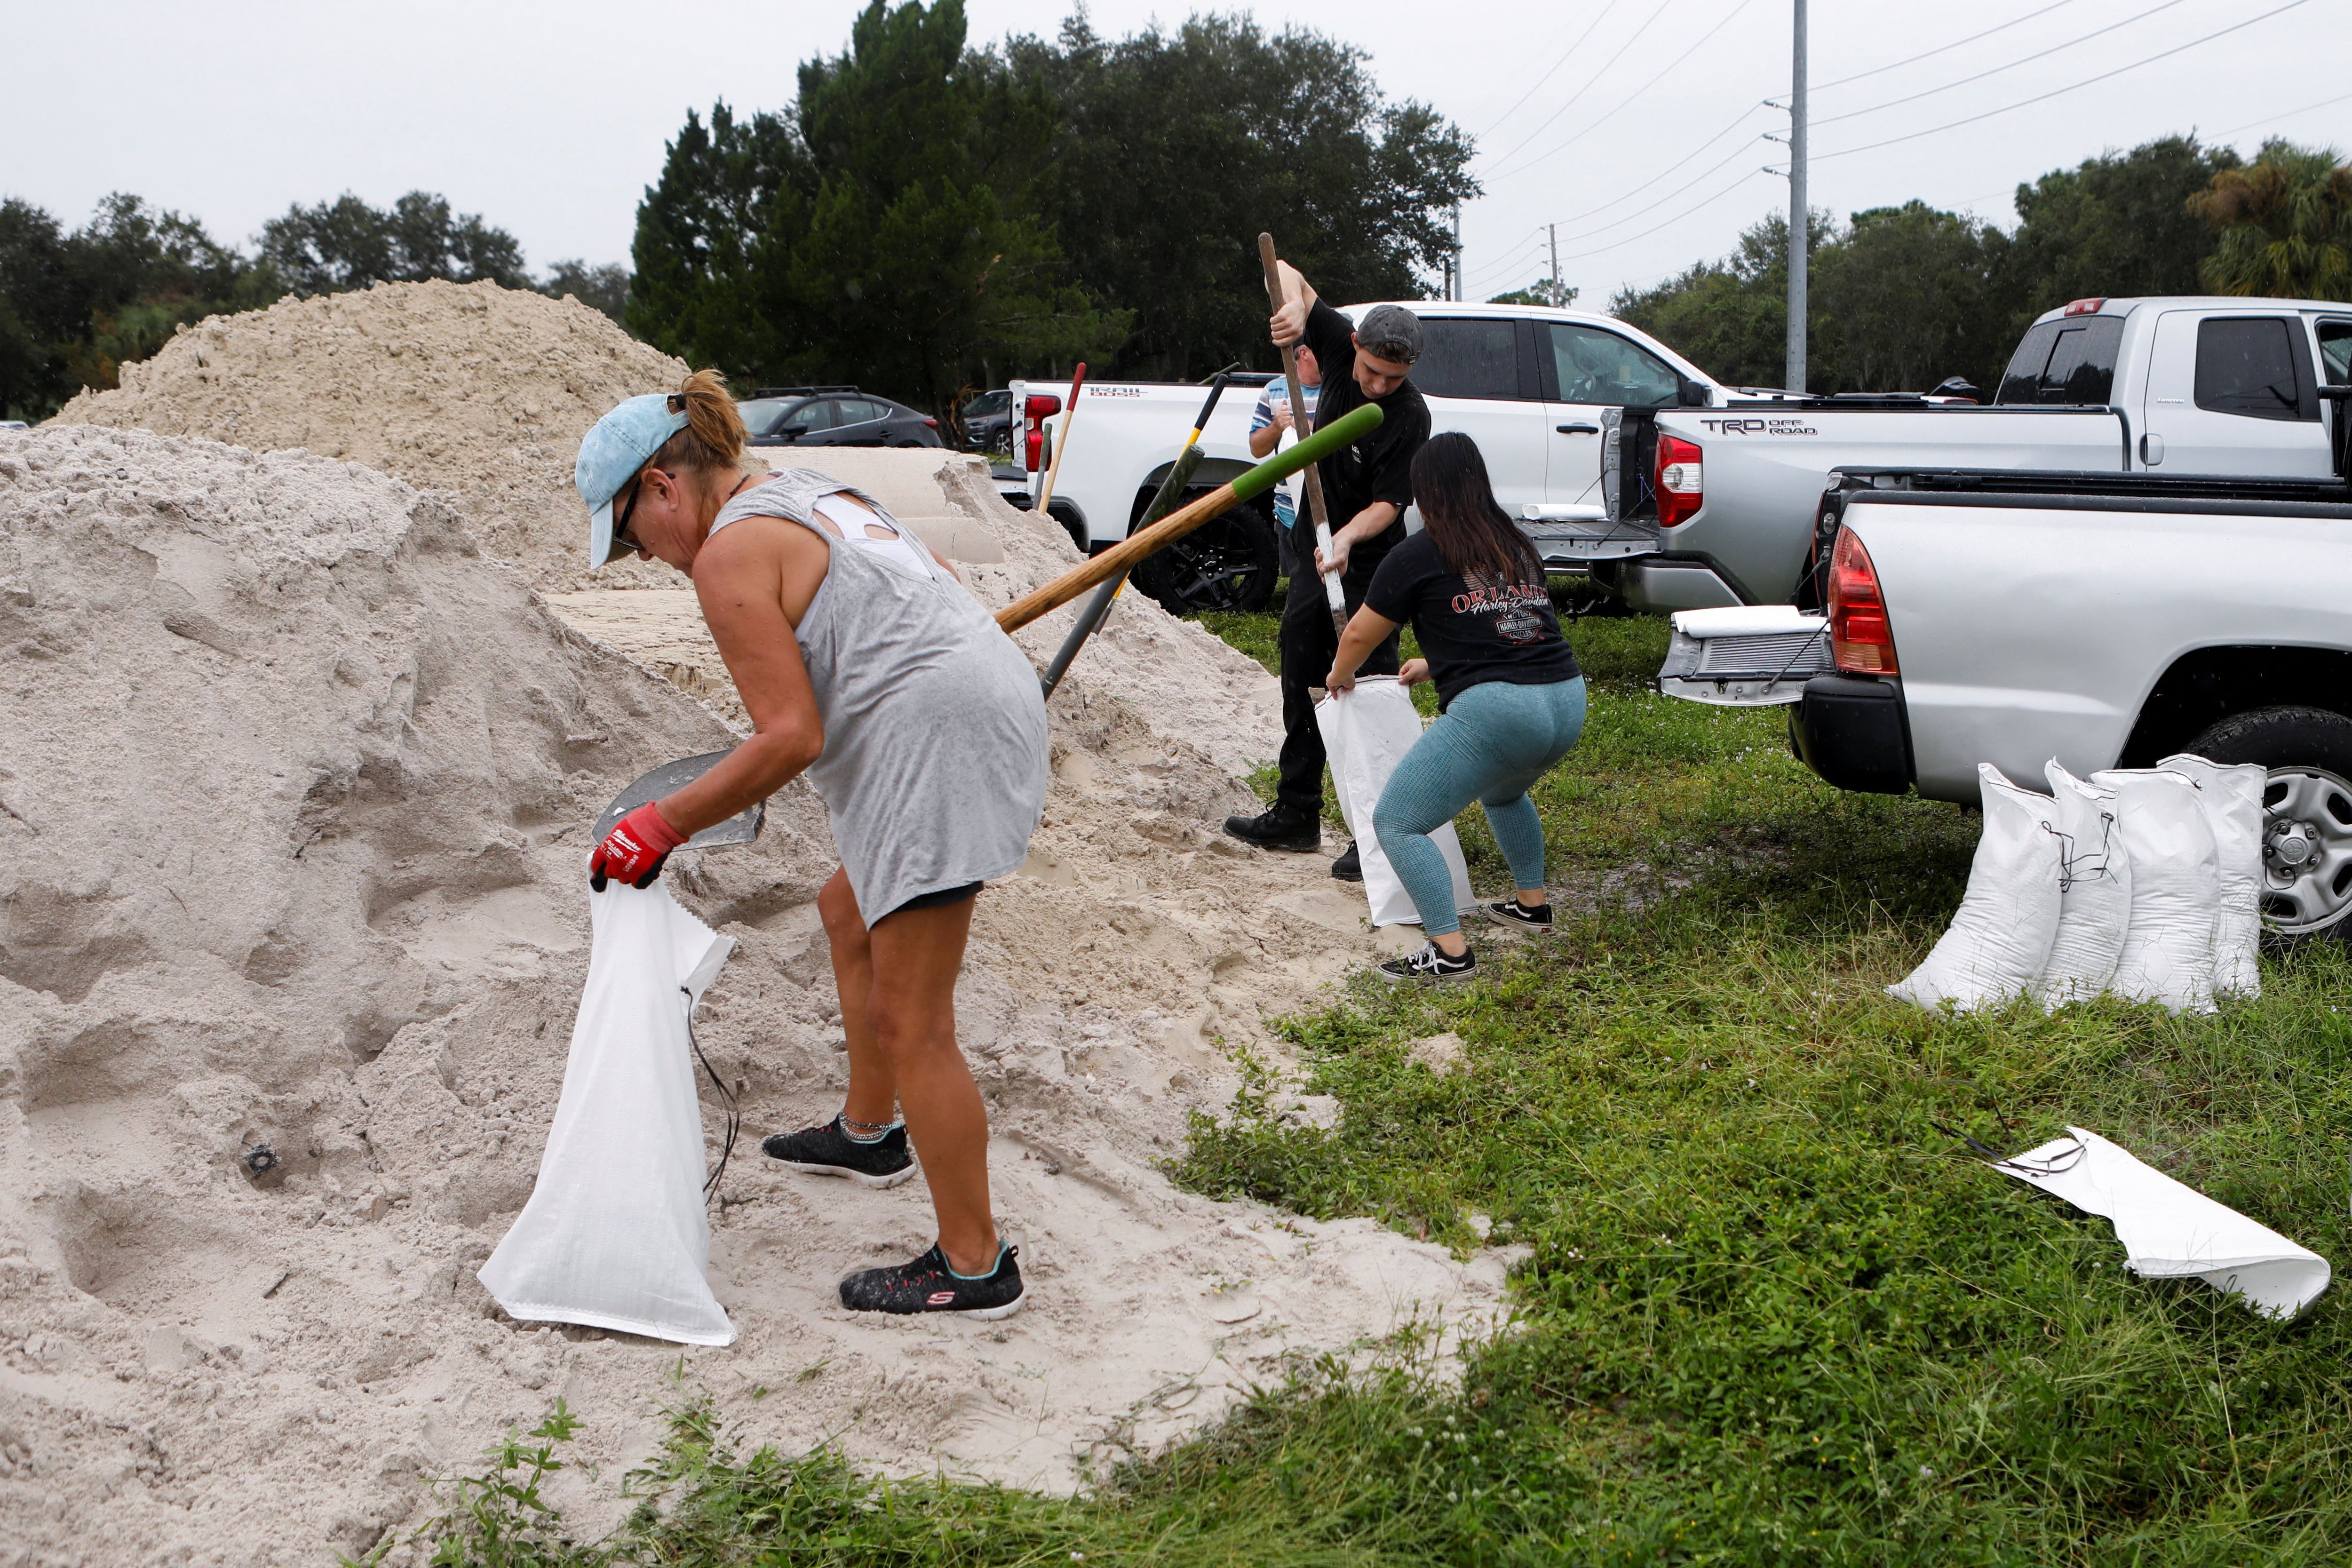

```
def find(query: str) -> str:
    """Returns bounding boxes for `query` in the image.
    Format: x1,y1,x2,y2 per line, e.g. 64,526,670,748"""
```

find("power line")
1812,0,2315,164
1551,132,1770,245
1555,167,1774,263
1478,1,1676,172
1478,0,1627,139
1526,103,1769,235
1804,0,2080,95
1810,0,2189,131
1486,0,1758,183
1464,231,1549,288
2211,88,2352,141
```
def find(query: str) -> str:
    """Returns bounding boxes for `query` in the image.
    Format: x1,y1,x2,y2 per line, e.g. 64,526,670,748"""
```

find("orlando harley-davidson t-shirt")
1363,531,1580,711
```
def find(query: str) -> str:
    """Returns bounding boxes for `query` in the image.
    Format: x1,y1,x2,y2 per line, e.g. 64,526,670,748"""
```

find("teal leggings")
1372,677,1587,937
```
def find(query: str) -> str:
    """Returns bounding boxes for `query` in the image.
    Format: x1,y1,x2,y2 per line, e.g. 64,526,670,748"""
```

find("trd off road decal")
1696,417,1819,436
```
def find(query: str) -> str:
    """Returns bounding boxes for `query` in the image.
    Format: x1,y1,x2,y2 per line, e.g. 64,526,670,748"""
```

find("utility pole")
1786,0,1808,395
1548,223,1561,308
1451,205,1464,301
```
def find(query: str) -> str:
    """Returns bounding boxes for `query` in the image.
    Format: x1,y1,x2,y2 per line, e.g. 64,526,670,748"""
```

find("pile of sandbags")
1890,755,2267,1015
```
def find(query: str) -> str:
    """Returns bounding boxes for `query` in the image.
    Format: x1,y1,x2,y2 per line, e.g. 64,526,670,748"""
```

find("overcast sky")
8,0,2344,311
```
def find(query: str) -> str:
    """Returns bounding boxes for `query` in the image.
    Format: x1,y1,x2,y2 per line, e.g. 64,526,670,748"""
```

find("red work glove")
590,802,686,891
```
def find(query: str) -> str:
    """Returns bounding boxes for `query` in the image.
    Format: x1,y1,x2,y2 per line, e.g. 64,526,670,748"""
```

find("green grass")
389,608,2352,1567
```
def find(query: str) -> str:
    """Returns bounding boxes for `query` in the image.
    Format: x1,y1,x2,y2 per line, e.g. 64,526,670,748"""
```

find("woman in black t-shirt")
1326,433,1588,983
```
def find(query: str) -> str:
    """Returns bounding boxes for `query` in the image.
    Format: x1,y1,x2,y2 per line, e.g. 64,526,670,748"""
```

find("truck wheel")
2183,705,2352,941
1130,497,1278,615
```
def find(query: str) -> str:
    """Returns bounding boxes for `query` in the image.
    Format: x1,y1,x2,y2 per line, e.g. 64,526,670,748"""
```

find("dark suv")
740,387,942,449
960,389,1013,453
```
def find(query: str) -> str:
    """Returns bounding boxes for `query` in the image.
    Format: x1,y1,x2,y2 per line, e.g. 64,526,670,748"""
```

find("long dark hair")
1410,432,1542,584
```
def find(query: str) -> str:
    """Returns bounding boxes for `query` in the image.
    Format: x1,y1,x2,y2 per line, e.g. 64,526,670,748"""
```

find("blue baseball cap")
576,394,691,568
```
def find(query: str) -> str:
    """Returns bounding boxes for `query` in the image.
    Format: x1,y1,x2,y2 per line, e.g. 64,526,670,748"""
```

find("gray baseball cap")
1355,304,1423,366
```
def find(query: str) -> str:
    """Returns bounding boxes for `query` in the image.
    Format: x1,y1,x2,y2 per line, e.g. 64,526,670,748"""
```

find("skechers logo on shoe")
927,1290,956,1305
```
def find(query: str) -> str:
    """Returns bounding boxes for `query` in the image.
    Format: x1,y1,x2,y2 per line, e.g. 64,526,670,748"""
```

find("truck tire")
2182,704,2352,941
1129,496,1278,615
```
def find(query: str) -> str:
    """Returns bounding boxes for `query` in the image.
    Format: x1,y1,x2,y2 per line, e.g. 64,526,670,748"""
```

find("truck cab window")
2195,317,2309,421
1995,318,2122,405
1545,323,1680,406
1413,318,1523,400
2315,319,2352,385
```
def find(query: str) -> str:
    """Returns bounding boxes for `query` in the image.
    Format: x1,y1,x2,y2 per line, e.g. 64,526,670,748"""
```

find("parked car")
1592,295,2352,612
739,386,942,450
1661,456,2352,940
1002,301,1722,614
960,389,1013,454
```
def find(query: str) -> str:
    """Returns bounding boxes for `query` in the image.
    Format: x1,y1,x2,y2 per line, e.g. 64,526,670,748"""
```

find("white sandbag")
1315,677,1475,928
479,882,738,1345
2030,759,2132,1007
1889,763,2063,1011
1997,1126,2328,1318
2092,768,2221,1014
2160,752,2268,998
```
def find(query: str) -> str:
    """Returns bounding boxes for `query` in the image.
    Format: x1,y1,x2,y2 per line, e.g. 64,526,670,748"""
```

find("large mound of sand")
56,280,695,591
0,427,1519,1566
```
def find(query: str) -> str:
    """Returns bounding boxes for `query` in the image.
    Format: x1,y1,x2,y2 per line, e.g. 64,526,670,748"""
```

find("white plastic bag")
2092,768,2221,1015
1889,763,2063,1011
2030,760,2132,1008
1315,677,1475,928
479,882,738,1345
2160,752,2267,998
1996,1126,2328,1318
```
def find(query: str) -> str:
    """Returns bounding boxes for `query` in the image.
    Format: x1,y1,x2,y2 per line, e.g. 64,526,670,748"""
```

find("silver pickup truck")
1724,460,2352,941
1585,295,2352,612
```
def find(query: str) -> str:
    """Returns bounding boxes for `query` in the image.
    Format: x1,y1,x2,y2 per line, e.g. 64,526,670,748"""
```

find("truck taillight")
1024,394,1061,473
1826,527,1899,677
2063,297,2106,316
1654,434,1702,527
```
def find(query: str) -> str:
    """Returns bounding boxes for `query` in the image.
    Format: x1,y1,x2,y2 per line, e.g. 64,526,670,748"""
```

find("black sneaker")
840,1243,1025,1319
1483,898,1554,931
1223,806,1320,852
1331,841,1363,882
762,1116,916,1190
1377,941,1477,984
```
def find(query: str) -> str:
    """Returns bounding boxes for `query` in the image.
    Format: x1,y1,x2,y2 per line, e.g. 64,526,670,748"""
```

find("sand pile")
0,427,1519,1567
55,280,695,592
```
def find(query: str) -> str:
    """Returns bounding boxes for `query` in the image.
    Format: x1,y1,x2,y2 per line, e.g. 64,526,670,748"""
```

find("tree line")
1610,135,2352,398
626,0,1475,428
0,189,628,421
10,0,2351,429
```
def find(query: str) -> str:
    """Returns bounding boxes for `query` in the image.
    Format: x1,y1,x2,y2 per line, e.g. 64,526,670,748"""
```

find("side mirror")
776,426,803,440
1677,377,1711,407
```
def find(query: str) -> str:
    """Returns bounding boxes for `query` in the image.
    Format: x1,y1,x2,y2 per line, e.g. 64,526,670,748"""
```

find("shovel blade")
591,750,765,851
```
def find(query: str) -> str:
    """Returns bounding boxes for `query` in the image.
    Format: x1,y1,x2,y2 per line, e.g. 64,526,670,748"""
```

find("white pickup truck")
1002,301,1720,613
1593,296,2352,612
1673,458,2352,940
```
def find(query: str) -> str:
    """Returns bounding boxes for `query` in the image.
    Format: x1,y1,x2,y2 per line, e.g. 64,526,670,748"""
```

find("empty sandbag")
2160,752,2267,998
1890,763,2063,1011
2092,768,2221,1015
2031,760,2132,1007
1995,1126,2328,1318
1317,677,1475,928
479,882,738,1345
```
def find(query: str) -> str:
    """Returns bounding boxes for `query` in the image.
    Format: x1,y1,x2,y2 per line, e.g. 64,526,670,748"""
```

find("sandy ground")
0,416,1526,1568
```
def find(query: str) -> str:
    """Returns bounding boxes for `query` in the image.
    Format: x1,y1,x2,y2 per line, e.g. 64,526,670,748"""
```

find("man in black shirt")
1224,263,1432,877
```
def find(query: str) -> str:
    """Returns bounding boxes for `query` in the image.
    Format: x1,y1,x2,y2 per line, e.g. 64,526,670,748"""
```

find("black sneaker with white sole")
1483,898,1554,931
762,1116,916,1189
840,1243,1025,1318
1377,941,1478,983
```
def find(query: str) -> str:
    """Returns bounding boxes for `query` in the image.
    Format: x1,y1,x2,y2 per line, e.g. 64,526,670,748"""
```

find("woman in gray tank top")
576,372,1046,1320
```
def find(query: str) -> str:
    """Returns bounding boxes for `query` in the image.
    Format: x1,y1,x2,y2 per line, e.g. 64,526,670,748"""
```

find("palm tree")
2188,139,2352,298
